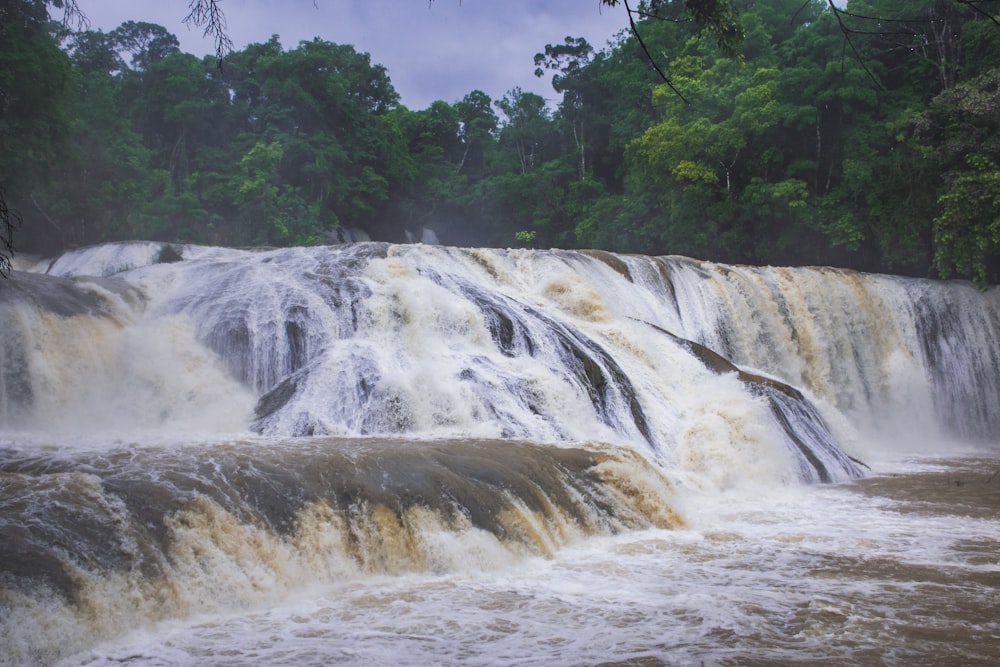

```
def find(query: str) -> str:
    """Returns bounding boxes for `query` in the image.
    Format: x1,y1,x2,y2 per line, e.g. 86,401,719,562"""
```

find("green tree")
221,37,402,241
916,69,1000,283
454,90,498,179
495,88,555,175
64,28,124,73
5,0,1000,279
932,154,1000,285
109,20,180,70
32,38,155,249
232,140,318,244
627,52,790,260
840,0,982,92
0,0,73,259
535,36,597,180
600,0,747,58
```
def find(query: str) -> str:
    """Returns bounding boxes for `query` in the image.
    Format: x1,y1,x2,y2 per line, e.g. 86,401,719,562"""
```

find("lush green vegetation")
2,0,999,282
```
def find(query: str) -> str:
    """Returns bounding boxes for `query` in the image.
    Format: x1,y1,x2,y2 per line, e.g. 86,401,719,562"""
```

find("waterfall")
7,242,999,468
3,241,1000,665
641,257,1000,441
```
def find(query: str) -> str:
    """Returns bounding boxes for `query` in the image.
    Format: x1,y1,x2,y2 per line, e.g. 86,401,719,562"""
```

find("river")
2,242,998,665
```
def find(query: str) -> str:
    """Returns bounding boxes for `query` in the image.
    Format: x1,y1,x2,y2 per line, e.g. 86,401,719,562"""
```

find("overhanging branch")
183,0,234,60
623,0,690,104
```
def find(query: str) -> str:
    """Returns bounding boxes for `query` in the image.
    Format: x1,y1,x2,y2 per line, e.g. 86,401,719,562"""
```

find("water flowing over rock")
3,242,1000,664
6,242,1000,471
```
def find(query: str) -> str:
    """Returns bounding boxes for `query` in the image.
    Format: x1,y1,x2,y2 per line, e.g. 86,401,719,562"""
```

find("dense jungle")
2,0,999,283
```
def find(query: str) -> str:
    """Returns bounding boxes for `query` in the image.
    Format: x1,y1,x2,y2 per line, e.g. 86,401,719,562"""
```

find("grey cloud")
78,0,626,109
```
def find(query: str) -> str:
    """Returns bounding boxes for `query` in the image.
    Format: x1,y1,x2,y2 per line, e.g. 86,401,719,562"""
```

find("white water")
34,243,1000,447
50,453,1000,666
2,242,999,665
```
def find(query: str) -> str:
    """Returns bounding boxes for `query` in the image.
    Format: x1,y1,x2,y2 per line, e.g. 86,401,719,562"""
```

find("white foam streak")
46,241,167,277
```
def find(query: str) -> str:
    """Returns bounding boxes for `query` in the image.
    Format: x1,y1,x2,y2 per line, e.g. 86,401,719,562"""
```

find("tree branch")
183,0,234,60
827,0,886,91
58,0,90,30
957,0,1000,26
623,0,690,104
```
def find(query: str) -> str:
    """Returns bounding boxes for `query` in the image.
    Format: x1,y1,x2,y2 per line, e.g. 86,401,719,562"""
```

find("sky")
74,0,629,110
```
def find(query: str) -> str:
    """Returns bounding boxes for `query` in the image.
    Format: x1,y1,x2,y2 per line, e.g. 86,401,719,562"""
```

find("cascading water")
652,257,1000,442
2,241,999,666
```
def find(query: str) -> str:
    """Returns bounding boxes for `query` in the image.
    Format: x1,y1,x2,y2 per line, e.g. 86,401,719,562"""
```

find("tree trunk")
573,121,586,180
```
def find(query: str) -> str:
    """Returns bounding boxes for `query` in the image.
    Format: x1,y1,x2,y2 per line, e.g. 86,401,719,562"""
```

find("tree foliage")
3,0,1000,284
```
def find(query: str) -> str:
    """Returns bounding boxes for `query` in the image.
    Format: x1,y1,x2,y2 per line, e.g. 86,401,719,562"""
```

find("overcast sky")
75,0,628,110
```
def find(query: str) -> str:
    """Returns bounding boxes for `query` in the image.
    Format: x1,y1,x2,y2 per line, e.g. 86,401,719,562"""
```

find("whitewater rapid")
15,240,993,478
2,241,999,665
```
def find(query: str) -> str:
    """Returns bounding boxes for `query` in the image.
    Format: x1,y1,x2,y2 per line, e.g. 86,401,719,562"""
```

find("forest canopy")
2,0,1000,283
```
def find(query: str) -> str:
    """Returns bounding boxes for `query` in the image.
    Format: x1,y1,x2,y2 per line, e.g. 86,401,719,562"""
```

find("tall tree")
221,37,400,240
915,68,1000,283
31,29,155,251
495,88,554,176
454,90,498,179
109,20,180,70
0,0,74,264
